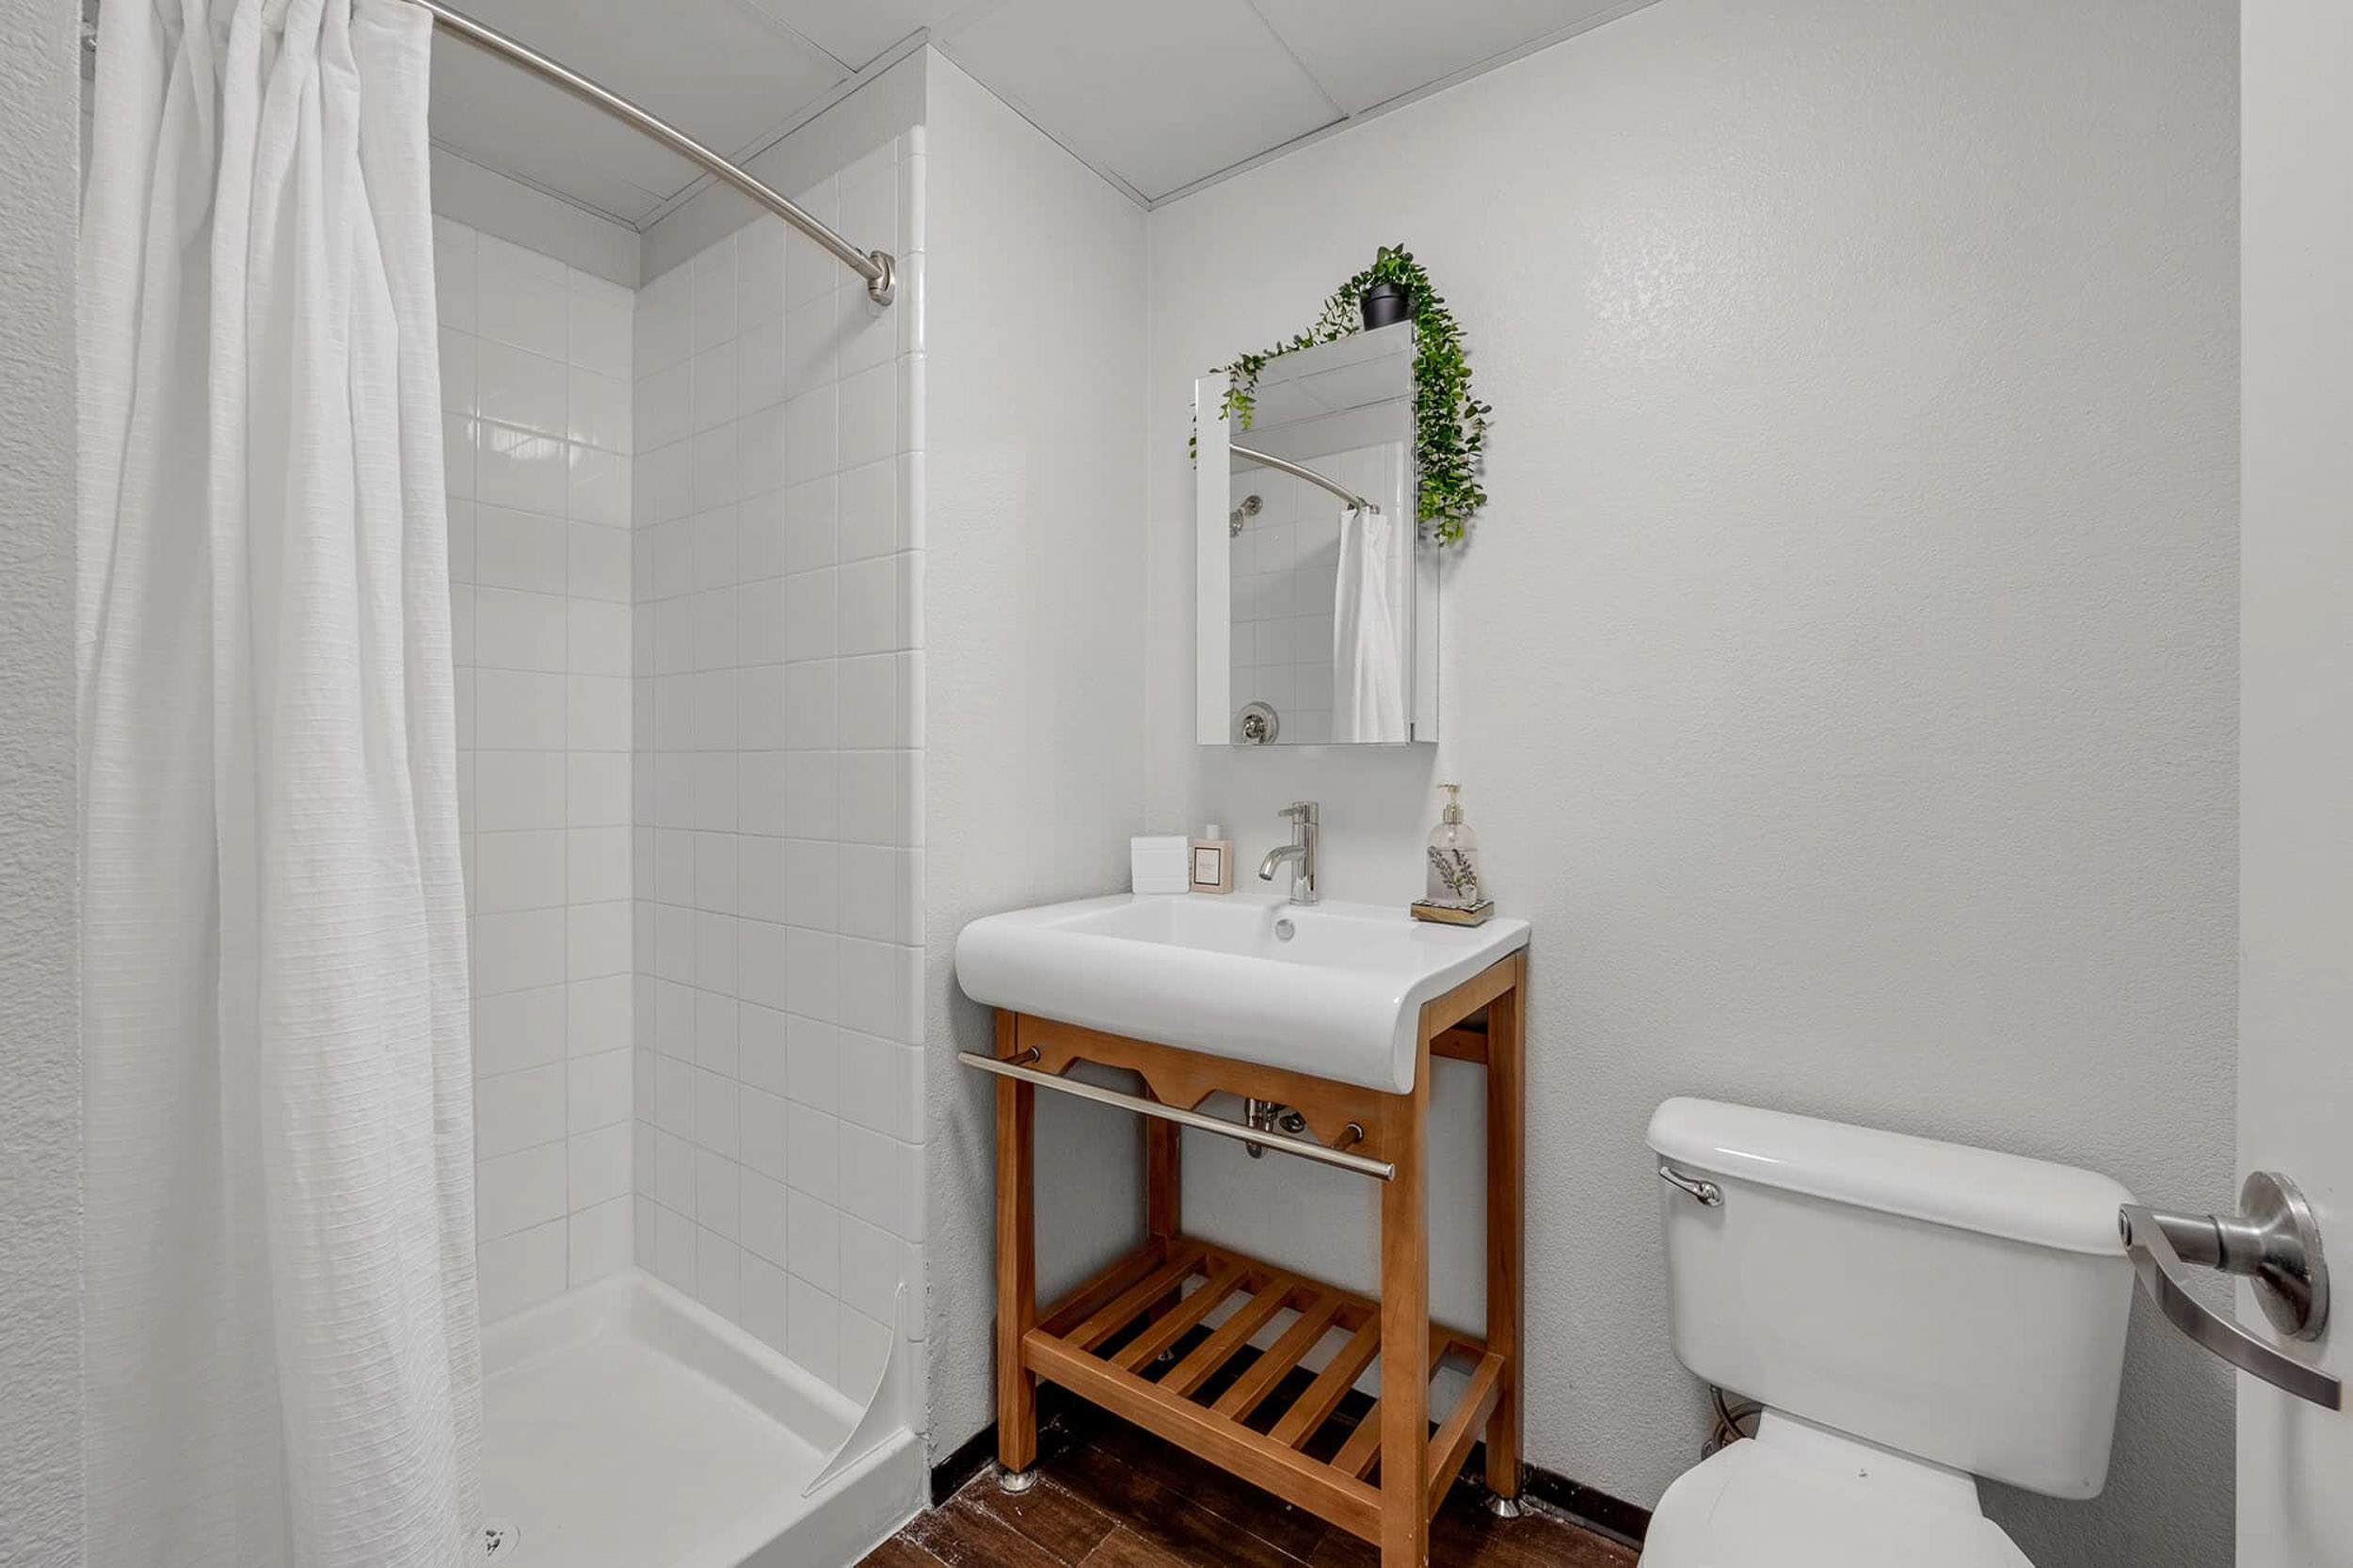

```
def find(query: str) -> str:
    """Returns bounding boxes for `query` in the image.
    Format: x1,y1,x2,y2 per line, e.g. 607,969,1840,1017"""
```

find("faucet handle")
1278,800,1319,824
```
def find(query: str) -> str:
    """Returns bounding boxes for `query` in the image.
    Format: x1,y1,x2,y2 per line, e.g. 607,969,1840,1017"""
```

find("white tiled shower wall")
630,136,927,1400
436,219,637,1320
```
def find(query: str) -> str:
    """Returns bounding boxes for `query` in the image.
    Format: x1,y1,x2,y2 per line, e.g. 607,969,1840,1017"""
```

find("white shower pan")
481,1272,922,1568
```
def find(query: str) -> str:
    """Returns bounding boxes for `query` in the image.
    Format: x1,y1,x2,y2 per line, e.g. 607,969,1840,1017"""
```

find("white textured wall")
0,0,81,1560
920,51,1150,1459
1144,4,2237,1564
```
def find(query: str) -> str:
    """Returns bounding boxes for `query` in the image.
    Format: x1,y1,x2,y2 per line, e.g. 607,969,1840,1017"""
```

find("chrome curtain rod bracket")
411,0,897,307
1230,443,1380,515
957,1050,1397,1181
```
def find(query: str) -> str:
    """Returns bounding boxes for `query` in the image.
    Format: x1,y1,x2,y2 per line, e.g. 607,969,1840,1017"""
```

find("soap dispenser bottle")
1424,784,1483,910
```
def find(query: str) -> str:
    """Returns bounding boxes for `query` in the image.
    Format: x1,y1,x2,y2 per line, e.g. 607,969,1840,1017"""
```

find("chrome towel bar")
956,1050,1396,1182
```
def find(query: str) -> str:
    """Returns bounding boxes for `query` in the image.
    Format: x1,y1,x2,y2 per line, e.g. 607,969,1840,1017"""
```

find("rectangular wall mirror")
1196,323,1438,746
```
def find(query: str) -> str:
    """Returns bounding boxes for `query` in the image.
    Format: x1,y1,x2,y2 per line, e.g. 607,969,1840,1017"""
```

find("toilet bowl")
1641,1098,2137,1566
1640,1413,2032,1567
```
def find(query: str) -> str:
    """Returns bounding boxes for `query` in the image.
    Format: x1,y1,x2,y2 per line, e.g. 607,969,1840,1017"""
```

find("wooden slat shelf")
1022,1238,1505,1545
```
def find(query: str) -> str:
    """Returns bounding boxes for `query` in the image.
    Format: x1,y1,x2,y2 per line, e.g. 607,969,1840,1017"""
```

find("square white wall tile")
479,1217,568,1321
474,985,566,1079
476,1062,566,1159
474,829,566,914
569,1195,633,1286
568,1048,632,1133
478,1142,568,1240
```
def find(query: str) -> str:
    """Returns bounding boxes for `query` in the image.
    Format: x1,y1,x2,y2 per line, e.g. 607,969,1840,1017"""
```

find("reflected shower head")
1228,494,1262,536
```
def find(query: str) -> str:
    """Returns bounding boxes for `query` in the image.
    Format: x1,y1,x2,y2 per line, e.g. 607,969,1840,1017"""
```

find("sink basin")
953,893,1530,1094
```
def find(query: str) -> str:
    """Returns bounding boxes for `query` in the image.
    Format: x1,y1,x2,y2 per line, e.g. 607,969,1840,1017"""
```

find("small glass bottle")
1426,785,1481,907
1190,824,1234,893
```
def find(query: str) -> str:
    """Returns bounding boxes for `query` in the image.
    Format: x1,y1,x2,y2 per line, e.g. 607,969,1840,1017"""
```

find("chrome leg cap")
1483,1493,1525,1520
996,1465,1039,1496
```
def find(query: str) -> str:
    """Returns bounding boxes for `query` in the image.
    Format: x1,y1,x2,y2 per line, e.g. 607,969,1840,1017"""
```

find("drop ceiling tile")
1249,0,1630,114
939,0,1340,200
430,43,686,223
460,0,846,136
431,0,849,216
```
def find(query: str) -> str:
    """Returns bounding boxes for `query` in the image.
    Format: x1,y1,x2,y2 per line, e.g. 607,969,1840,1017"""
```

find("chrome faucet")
1257,801,1320,904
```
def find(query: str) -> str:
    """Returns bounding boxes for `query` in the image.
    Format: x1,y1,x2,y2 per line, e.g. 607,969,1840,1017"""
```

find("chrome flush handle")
1658,1162,1722,1208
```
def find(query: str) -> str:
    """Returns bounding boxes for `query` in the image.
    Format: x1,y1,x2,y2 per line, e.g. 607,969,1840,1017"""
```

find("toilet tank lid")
1646,1098,2134,1256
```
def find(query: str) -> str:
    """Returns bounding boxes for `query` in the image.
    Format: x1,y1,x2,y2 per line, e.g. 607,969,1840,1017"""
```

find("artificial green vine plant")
1209,245,1491,547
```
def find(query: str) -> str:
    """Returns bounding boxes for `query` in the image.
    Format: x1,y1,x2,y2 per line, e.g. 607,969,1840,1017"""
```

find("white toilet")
1641,1097,2138,1566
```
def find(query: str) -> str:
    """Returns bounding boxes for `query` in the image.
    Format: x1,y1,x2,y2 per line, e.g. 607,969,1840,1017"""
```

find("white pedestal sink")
953,892,1530,1094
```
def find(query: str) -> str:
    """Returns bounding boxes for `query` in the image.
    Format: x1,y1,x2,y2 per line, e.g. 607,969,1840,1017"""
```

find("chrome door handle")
2119,1172,2340,1411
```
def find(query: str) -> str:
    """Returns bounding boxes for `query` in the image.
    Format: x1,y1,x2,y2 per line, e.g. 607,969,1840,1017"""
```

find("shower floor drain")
481,1520,520,1561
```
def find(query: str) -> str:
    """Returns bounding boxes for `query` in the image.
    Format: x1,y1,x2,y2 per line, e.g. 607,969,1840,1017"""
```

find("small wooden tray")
1410,899,1494,927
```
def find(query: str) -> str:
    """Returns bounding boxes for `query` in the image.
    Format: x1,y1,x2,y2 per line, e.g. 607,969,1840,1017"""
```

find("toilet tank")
1647,1097,2137,1499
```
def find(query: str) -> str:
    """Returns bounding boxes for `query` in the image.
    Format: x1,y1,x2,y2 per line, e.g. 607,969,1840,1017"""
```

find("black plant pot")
1360,280,1412,330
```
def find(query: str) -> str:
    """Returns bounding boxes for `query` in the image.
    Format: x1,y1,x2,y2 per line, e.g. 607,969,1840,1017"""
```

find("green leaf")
1189,244,1490,548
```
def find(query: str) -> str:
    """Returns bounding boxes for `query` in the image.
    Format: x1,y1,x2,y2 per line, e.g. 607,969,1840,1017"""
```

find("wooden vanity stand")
991,951,1524,1568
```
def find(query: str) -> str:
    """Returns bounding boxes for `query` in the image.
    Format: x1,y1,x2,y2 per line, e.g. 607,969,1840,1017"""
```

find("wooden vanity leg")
1142,1111,1186,1324
1379,1052,1433,1568
996,1011,1038,1476
1484,960,1526,1502
1145,1116,1181,1249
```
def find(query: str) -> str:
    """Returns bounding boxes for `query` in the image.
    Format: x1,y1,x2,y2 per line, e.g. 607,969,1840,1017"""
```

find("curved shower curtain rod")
1230,441,1380,514
410,0,897,306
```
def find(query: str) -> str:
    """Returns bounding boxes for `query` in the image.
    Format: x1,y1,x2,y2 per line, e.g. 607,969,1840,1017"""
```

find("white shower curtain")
79,0,479,1563
1333,505,1408,743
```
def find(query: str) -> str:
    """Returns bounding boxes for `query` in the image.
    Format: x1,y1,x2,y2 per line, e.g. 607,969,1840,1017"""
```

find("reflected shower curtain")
79,0,479,1563
1333,505,1407,744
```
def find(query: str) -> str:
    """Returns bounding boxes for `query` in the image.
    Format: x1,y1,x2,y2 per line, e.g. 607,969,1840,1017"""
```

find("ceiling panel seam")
1237,0,1344,121
412,0,1671,238
632,27,936,232
927,35,1152,210
1144,0,1667,208
729,0,862,76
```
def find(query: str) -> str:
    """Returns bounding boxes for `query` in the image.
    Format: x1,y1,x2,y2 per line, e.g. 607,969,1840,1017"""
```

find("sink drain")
481,1520,520,1562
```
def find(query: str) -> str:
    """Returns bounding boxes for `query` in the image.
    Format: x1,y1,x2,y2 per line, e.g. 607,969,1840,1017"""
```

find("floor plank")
1077,1526,1205,1567
856,1538,951,1568
901,1493,1072,1568
861,1411,1636,1568
1055,1418,1330,1563
964,1474,1121,1564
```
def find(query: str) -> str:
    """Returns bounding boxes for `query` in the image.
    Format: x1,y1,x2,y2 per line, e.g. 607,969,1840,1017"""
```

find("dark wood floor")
860,1411,1638,1568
